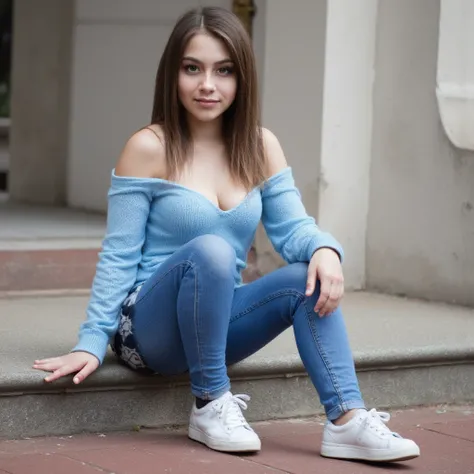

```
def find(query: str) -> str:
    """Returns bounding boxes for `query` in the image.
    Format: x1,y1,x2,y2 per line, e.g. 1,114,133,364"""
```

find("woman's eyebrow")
182,56,234,65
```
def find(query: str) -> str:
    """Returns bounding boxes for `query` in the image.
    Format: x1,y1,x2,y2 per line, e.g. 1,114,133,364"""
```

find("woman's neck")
187,114,224,144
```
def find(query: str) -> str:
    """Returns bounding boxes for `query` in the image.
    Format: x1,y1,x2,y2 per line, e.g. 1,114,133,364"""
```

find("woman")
34,6,420,463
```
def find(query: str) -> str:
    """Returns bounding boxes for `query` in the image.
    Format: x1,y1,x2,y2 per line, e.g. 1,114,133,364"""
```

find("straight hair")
150,6,265,189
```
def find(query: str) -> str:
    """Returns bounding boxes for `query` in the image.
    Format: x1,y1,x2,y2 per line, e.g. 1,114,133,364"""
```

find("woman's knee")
280,262,310,296
185,234,236,276
278,262,324,305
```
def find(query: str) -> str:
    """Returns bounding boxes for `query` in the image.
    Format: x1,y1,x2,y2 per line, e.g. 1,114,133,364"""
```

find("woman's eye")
185,64,199,73
217,67,233,76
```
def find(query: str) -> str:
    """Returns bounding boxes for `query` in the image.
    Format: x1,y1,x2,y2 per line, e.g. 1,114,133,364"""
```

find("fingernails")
44,377,50,382
73,377,80,384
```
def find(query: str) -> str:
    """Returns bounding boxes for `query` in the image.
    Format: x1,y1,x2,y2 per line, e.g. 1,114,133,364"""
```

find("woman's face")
178,33,237,124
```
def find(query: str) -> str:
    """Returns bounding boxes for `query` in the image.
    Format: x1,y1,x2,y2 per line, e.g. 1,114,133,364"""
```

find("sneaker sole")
320,442,420,462
188,425,261,453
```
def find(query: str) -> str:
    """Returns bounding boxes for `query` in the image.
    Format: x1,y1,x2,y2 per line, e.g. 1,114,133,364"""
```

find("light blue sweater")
72,167,343,363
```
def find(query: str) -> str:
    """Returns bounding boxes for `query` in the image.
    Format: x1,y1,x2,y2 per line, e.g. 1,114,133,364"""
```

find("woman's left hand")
305,248,344,317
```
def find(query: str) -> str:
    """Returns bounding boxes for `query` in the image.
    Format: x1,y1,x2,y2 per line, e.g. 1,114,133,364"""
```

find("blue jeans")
117,234,365,421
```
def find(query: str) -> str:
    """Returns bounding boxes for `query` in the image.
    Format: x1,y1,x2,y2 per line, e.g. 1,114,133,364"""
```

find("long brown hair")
150,6,265,190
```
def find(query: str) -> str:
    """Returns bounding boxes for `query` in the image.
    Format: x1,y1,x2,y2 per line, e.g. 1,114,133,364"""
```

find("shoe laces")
362,409,400,438
215,393,250,431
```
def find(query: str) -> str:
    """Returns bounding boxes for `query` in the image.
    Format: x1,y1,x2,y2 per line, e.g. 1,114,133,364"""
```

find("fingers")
34,357,57,365
321,281,344,316
73,361,98,385
44,365,78,383
33,353,99,384
33,358,62,372
305,261,318,296
316,278,344,317
308,249,345,317
314,276,331,315
313,271,344,316
33,358,82,382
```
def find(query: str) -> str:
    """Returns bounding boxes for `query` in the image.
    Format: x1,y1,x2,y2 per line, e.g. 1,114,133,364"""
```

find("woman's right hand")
33,351,100,384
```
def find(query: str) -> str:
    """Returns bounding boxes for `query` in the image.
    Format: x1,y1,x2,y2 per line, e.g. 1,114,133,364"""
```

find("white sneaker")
188,392,261,452
321,409,420,462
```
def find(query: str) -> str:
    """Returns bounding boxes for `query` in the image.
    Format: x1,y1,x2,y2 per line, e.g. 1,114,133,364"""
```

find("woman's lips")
195,99,220,108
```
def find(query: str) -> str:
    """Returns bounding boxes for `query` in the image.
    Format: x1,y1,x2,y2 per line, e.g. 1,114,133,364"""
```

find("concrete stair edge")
2,355,474,439
2,345,473,395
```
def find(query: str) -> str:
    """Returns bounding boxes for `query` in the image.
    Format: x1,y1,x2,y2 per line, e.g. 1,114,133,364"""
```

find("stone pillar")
318,0,378,289
9,0,74,205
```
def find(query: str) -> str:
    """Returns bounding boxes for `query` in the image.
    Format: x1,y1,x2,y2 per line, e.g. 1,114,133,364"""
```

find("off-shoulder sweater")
72,167,343,363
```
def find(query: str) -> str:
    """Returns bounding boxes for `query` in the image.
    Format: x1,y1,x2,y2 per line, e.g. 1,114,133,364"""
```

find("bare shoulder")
115,125,166,178
261,127,288,178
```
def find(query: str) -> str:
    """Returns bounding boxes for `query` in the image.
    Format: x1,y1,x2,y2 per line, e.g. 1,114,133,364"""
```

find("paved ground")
0,405,473,474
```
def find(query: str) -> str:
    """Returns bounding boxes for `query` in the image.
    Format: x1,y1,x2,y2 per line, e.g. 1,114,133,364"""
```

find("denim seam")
302,299,346,409
190,263,206,397
230,288,303,324
133,260,194,306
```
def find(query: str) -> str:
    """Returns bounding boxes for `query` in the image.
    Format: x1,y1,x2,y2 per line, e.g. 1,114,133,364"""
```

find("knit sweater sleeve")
261,167,344,264
71,172,153,364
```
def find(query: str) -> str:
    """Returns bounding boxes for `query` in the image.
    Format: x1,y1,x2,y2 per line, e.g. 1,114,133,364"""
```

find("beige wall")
255,0,327,273
367,0,474,306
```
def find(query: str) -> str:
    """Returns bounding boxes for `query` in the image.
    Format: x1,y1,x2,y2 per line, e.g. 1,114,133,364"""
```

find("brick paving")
0,405,473,473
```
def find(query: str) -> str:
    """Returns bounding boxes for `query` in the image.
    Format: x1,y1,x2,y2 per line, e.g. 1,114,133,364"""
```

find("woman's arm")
261,128,344,316
33,128,166,383
261,128,343,263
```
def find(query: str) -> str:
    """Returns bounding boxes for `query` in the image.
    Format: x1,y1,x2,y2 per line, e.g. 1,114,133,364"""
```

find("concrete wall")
9,0,74,205
68,0,233,211
367,0,474,306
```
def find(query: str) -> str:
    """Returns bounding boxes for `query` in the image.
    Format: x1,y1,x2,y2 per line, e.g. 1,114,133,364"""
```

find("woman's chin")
188,109,224,123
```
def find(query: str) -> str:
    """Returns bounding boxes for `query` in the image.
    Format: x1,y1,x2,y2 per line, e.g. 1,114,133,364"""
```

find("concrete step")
0,202,105,292
1,291,473,439
0,247,101,292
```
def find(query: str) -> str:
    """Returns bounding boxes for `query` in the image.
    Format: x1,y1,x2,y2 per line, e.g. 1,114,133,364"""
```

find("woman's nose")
199,73,216,93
